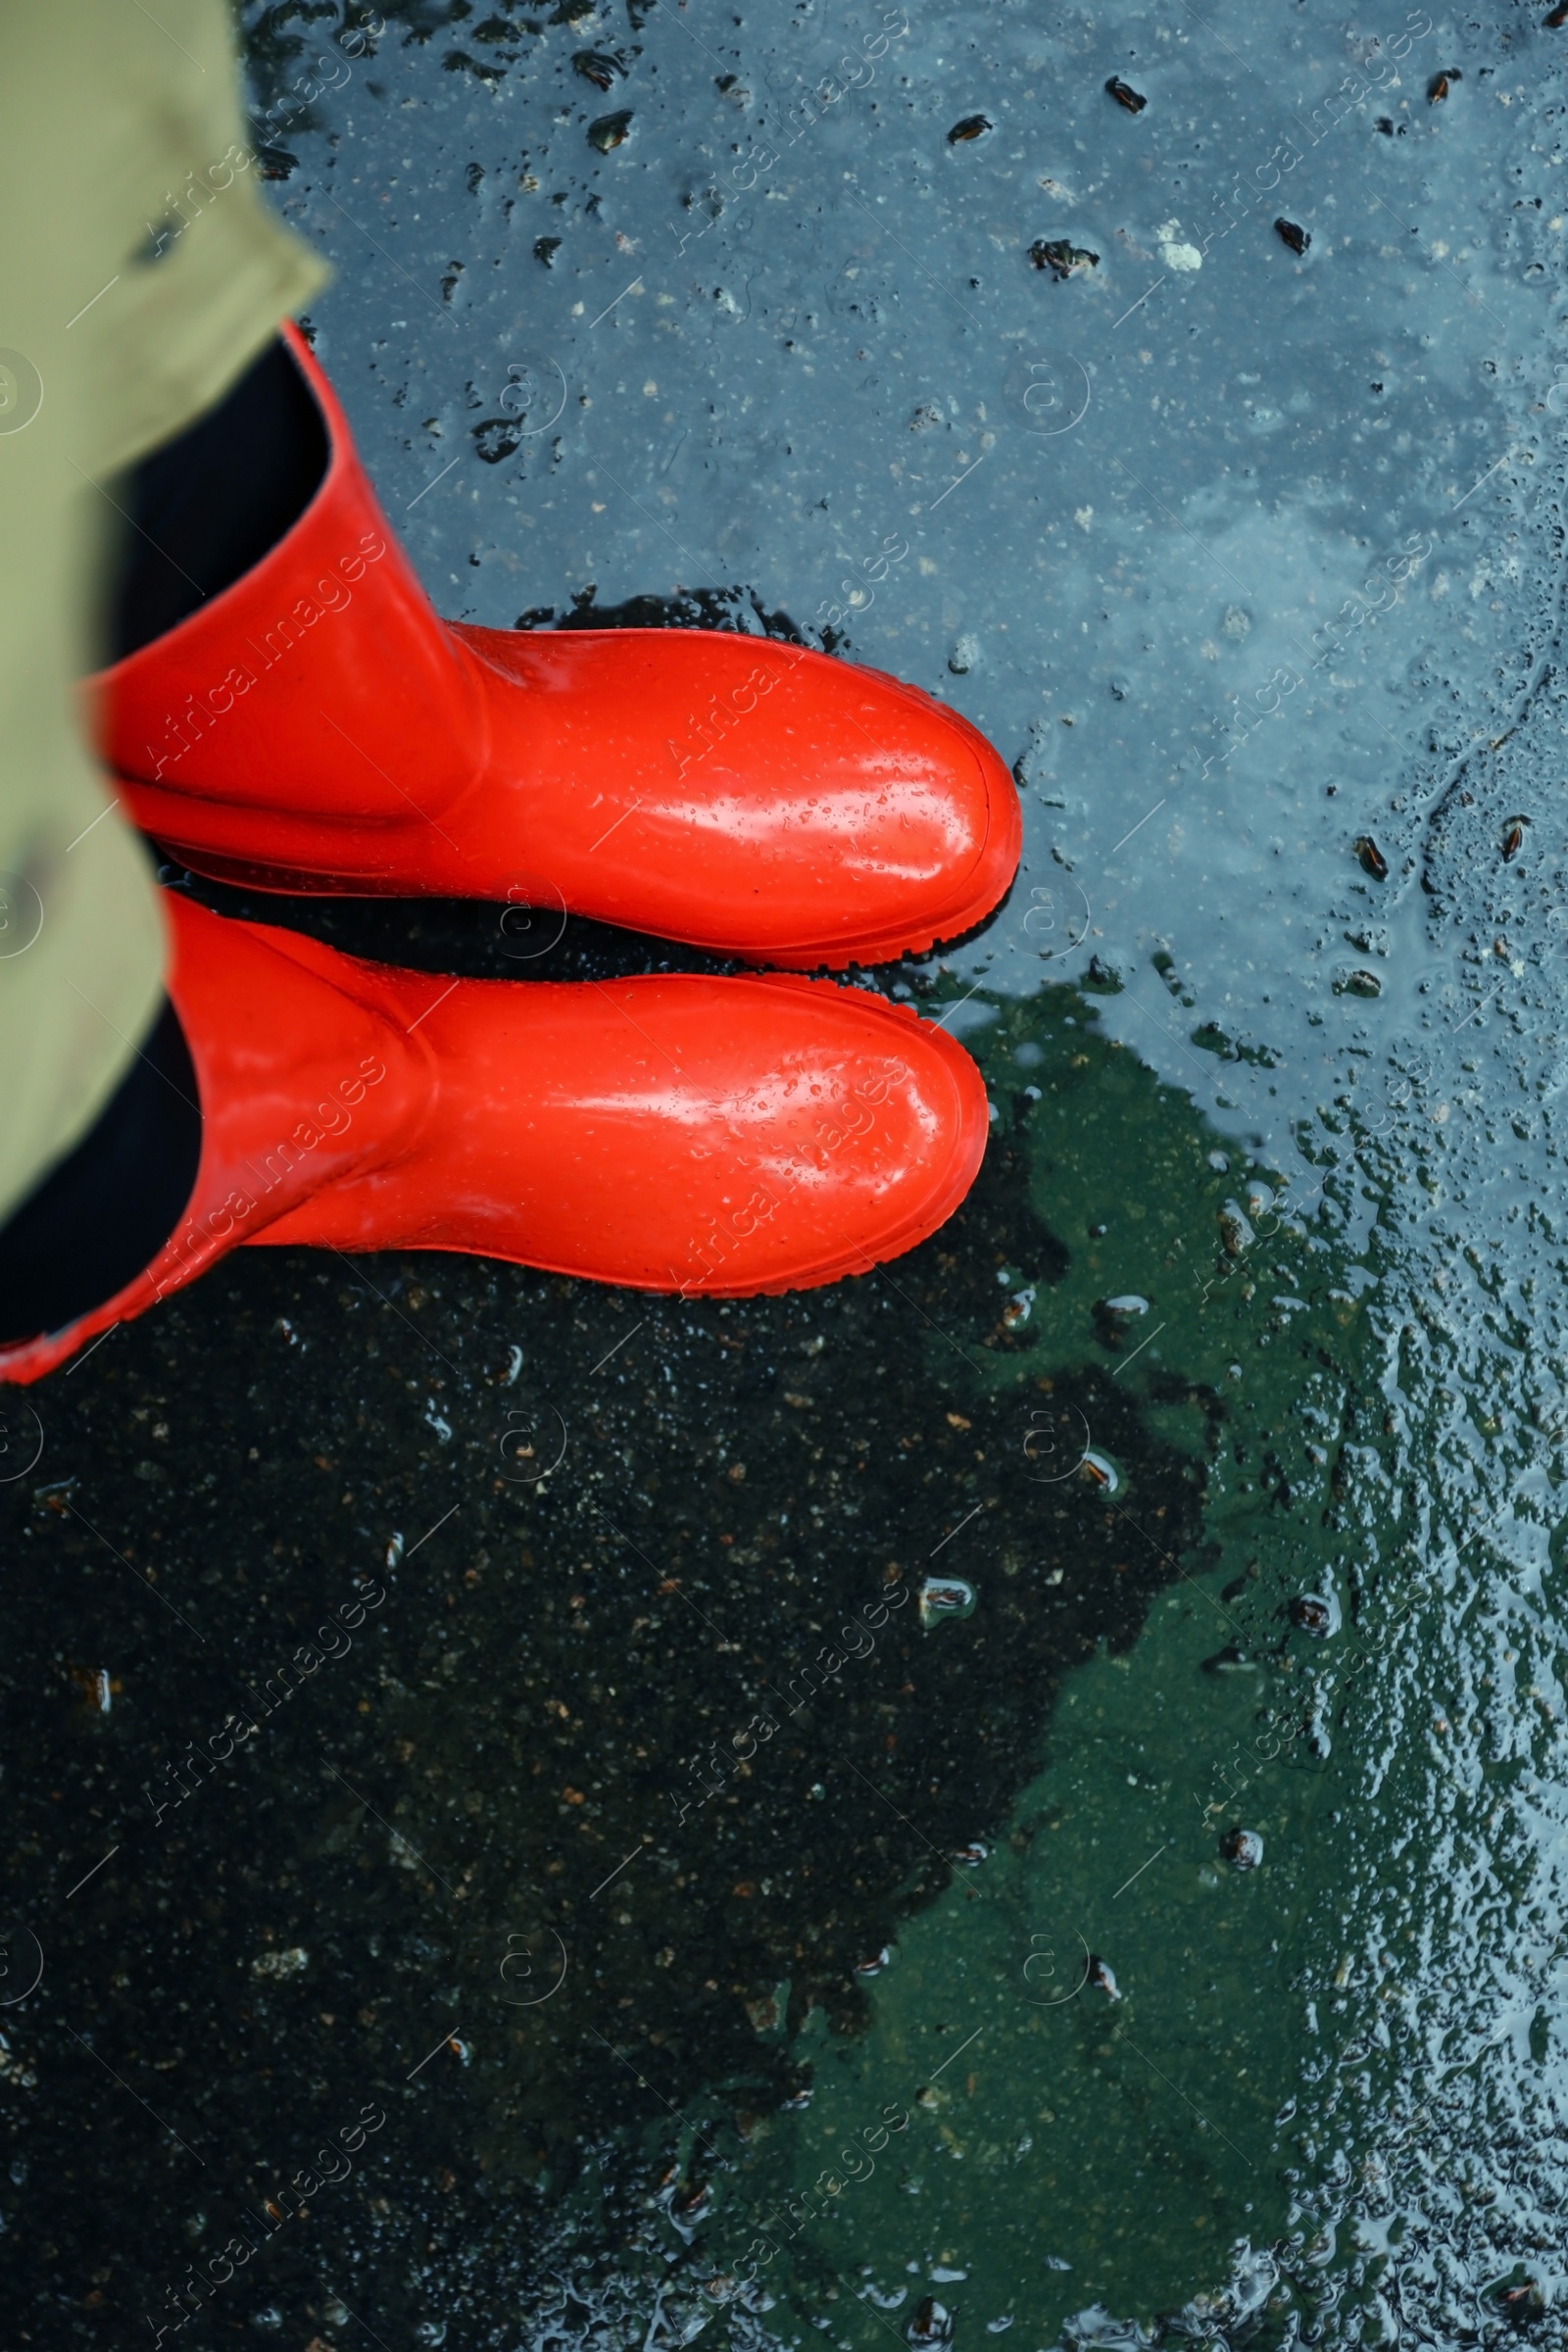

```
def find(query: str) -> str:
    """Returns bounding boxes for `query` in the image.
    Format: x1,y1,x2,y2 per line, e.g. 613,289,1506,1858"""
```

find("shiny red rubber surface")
0,898,989,1382
94,329,1020,967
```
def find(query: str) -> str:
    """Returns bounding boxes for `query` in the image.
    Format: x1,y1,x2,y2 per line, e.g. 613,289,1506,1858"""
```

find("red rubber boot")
93,328,1019,969
0,898,989,1384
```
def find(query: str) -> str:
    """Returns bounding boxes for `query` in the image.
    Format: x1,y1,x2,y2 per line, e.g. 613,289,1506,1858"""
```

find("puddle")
7,0,1568,2344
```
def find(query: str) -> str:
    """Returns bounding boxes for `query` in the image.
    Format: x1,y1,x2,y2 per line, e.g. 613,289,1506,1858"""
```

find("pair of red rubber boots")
1,330,1019,1381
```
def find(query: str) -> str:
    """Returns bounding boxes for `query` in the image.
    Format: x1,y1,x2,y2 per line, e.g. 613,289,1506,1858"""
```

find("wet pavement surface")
9,0,1568,2345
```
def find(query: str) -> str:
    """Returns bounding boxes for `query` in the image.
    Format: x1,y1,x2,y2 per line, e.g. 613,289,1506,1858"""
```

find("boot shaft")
93,325,486,830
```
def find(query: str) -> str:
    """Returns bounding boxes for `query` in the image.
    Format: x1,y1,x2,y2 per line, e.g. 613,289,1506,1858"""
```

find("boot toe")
355,971,991,1297
459,625,1022,966
651,979,993,1294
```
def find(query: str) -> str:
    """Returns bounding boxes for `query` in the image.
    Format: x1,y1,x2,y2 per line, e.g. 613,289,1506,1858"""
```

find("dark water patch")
0,986,1230,2342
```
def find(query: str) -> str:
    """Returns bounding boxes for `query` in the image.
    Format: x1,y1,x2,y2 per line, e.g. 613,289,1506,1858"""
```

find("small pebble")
251,1946,309,1979
1029,238,1100,278
1202,1645,1259,1675
908,2298,955,2348
573,49,623,89
1156,220,1203,270
1218,1200,1255,1256
919,1577,976,1628
1087,1954,1121,1999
